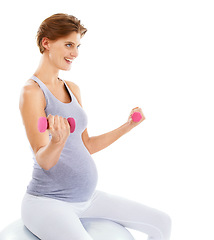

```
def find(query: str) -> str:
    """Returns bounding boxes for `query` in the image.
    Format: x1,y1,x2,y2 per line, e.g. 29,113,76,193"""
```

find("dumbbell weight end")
131,112,142,122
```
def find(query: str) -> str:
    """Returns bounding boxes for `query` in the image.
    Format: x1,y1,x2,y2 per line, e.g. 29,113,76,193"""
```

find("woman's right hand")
47,114,70,144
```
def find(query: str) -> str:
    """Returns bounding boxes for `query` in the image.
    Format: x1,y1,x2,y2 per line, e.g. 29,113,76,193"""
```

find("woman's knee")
156,211,172,240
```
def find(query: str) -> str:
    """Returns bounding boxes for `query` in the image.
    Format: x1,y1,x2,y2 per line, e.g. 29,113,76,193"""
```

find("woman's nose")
71,48,79,58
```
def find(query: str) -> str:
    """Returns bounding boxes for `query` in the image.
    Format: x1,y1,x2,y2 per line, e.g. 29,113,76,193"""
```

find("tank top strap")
60,78,72,97
60,78,78,104
30,75,51,109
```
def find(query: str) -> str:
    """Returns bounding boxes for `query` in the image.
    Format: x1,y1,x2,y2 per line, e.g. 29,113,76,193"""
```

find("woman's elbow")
83,137,96,155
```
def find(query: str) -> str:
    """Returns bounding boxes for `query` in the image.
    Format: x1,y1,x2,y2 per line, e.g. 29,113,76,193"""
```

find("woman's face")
44,31,81,71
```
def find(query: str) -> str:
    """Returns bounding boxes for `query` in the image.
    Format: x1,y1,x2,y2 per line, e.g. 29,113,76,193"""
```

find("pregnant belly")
29,141,98,202
46,147,98,200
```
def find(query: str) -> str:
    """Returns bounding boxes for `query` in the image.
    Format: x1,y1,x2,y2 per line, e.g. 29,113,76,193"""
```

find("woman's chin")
60,65,72,71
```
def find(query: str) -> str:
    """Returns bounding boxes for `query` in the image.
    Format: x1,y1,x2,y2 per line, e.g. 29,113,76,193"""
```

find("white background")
0,0,213,239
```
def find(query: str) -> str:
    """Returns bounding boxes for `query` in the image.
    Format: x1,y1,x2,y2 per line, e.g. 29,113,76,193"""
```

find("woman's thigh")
21,193,93,240
80,190,171,240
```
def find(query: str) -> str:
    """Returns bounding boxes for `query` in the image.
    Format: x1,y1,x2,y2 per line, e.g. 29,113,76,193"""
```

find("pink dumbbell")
131,112,142,122
38,117,76,133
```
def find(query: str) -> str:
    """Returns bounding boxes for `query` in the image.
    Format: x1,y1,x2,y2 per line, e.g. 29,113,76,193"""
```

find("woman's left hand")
127,107,145,128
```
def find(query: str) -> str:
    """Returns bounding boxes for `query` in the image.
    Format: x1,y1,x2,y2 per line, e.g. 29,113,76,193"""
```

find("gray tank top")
26,75,98,202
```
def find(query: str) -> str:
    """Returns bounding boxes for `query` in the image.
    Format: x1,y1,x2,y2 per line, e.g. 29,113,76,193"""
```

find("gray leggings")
21,191,171,240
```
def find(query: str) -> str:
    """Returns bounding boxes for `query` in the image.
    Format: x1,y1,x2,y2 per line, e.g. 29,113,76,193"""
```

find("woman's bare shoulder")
21,79,41,93
19,79,46,108
65,80,80,92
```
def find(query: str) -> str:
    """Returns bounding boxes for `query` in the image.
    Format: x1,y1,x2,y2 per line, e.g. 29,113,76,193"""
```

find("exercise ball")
0,218,135,240
81,218,135,240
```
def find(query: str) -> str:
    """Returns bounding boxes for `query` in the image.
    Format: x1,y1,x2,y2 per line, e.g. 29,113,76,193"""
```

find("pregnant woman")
19,13,171,240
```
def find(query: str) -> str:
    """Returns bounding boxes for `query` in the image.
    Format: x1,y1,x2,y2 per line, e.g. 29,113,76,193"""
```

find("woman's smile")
64,57,74,64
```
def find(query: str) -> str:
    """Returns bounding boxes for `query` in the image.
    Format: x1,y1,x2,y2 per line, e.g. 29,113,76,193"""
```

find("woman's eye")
66,44,80,49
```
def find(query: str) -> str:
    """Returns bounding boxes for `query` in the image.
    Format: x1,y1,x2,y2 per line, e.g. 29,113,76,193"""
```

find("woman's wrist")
123,121,134,133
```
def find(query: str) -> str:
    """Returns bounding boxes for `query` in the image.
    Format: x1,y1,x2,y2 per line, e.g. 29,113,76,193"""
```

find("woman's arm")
66,81,145,155
19,82,70,171
83,114,145,154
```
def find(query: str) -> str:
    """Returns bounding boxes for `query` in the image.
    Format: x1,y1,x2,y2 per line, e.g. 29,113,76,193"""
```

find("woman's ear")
41,37,51,51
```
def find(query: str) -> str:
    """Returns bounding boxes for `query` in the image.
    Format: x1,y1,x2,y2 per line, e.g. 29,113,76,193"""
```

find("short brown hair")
36,13,87,54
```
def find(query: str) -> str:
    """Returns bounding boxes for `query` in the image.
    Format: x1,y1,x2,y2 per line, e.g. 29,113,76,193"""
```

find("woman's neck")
34,53,60,86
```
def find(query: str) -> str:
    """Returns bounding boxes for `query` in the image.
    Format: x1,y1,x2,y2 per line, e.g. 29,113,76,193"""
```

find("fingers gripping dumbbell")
38,117,76,133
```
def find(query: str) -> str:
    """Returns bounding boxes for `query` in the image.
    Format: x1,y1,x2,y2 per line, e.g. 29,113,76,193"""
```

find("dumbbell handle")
131,112,142,122
38,117,76,133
